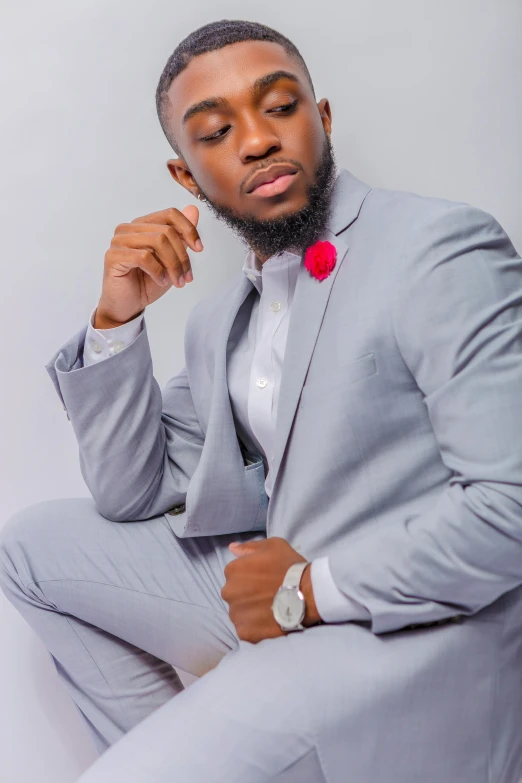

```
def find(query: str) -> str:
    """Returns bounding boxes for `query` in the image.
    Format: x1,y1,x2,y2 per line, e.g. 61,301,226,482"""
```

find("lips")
246,163,299,194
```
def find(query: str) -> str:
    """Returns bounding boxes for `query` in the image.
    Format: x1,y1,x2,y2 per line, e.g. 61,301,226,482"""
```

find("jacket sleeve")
327,202,522,634
45,314,205,522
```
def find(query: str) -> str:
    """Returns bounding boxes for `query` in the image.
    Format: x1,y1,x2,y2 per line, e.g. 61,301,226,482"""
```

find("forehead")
167,40,309,124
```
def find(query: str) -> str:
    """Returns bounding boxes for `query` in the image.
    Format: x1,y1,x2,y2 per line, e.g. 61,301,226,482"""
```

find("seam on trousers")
307,724,331,783
23,577,221,615
277,745,328,782
62,614,131,733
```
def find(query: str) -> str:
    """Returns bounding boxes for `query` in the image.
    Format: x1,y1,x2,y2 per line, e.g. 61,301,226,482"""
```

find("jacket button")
167,503,186,516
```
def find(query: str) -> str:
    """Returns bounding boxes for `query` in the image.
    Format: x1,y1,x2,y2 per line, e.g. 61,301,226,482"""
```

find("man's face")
165,40,337,259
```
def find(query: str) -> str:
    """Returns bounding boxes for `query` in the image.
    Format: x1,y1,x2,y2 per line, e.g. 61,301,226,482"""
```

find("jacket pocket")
300,352,378,408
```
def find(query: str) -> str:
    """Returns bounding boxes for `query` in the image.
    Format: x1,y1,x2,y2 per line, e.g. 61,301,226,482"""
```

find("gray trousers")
2,498,520,782
0,498,326,782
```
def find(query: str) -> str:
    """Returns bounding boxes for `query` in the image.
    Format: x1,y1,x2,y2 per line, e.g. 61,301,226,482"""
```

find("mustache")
196,133,338,260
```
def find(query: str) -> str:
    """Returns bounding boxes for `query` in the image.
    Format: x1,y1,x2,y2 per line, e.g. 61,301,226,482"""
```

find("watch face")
272,587,305,630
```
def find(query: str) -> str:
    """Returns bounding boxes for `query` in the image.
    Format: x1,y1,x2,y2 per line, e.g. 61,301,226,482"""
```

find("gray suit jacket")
46,168,522,638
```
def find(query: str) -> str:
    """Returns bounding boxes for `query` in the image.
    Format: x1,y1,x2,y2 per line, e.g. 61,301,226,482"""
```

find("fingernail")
195,239,203,251
161,273,169,285
185,270,193,283
177,275,185,287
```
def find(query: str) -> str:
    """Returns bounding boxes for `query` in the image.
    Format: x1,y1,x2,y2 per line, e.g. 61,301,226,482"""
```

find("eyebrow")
181,70,301,126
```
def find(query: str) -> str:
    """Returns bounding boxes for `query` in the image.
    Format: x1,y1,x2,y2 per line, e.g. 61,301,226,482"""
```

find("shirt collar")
240,166,343,292
241,246,302,295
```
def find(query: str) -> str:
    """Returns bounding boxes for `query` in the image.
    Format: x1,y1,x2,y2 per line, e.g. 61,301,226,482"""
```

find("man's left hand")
222,536,322,643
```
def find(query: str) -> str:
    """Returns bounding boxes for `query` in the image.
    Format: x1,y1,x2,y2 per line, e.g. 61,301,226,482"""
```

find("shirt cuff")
83,306,145,367
311,556,371,623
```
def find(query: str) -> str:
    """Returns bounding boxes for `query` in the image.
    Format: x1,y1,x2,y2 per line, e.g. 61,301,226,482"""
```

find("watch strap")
283,561,309,590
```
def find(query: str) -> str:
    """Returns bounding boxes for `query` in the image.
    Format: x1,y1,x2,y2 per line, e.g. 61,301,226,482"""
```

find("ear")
166,158,200,200
317,98,332,136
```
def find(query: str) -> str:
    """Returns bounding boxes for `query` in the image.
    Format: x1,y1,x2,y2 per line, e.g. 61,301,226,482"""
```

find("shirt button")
92,341,102,353
270,301,281,312
256,377,268,389
112,341,124,353
247,273,256,282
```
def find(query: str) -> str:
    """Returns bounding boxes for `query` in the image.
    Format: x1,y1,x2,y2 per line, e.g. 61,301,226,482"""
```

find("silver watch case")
272,561,309,632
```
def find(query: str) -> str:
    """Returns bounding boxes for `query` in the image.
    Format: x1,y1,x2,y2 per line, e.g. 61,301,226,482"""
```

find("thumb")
181,203,200,228
229,541,251,556
178,204,201,252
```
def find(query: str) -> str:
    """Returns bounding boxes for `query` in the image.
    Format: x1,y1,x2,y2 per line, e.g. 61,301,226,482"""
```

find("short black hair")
155,19,316,155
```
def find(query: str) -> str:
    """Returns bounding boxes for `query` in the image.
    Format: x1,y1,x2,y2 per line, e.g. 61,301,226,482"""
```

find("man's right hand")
94,204,203,328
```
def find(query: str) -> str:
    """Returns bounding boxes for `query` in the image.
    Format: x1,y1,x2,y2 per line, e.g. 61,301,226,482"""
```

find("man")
1,17,522,783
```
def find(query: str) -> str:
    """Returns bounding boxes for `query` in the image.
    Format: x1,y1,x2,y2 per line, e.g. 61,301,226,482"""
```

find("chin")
249,194,308,219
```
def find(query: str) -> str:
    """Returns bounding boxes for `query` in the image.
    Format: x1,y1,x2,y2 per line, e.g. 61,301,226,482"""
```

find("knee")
0,501,49,587
0,498,94,573
0,501,46,556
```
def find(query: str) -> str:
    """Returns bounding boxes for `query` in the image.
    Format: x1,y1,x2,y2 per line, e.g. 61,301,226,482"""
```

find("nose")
238,115,281,163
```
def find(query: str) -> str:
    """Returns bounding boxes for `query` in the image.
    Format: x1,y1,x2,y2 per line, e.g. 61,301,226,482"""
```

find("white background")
1,1,521,780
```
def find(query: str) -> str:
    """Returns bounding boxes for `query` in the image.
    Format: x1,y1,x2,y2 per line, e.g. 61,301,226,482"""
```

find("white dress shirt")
82,249,370,625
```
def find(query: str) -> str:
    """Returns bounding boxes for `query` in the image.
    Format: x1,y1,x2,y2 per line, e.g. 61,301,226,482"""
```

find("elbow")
92,498,137,523
93,499,153,523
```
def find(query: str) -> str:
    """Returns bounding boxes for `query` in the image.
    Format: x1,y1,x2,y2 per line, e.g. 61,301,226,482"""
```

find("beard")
196,132,338,260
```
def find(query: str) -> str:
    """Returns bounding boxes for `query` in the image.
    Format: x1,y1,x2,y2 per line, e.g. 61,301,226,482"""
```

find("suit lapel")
213,168,372,500
269,228,348,492
270,169,372,496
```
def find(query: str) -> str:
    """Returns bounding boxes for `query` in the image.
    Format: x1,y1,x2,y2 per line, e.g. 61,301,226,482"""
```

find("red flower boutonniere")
304,240,337,281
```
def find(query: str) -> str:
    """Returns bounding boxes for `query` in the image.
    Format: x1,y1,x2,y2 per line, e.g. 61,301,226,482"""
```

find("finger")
175,205,202,251
110,233,186,288
181,204,200,231
166,228,194,282
229,539,267,548
130,207,202,252
108,246,170,288
228,542,259,556
115,220,193,253
113,226,192,285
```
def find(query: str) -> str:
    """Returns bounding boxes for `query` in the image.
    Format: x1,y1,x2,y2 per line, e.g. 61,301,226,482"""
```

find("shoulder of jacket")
362,182,474,221
358,184,499,253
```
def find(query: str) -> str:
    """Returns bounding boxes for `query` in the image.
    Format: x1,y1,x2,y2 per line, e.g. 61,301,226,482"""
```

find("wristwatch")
272,561,309,632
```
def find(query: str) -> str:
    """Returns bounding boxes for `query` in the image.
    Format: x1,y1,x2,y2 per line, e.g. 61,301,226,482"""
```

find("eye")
199,100,299,143
268,99,299,114
200,126,230,142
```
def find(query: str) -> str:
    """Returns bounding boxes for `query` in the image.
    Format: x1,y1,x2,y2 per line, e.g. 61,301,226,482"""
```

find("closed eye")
199,100,299,142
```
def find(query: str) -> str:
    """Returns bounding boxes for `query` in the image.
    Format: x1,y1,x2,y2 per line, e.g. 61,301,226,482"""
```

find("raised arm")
45,203,206,521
